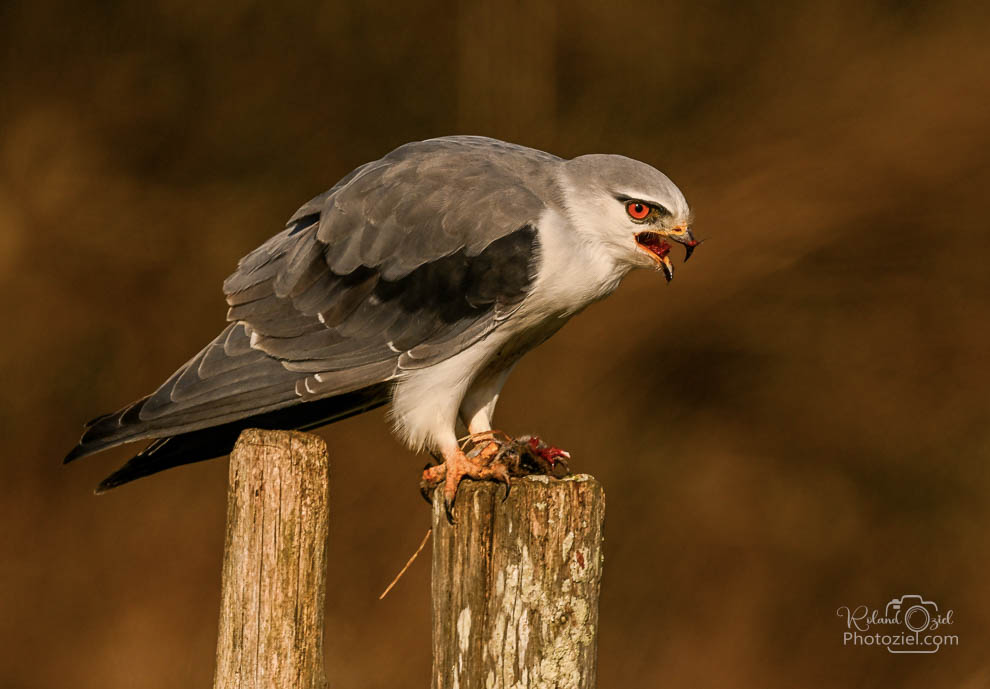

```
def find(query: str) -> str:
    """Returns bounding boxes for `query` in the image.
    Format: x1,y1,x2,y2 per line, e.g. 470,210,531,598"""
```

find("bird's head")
561,154,698,282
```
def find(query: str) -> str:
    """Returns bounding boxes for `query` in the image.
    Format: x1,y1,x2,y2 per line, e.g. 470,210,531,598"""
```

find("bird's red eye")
626,202,650,220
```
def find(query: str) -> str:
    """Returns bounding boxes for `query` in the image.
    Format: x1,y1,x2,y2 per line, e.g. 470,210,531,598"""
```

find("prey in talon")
420,431,573,522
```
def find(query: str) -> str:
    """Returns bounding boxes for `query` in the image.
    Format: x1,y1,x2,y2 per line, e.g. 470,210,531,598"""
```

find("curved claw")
420,464,436,505
427,442,516,522
498,473,511,502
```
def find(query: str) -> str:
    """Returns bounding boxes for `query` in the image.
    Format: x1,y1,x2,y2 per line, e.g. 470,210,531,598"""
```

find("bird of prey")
65,136,699,512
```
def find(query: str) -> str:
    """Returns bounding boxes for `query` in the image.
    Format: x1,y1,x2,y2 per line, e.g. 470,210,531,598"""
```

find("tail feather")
64,322,322,465
65,398,153,464
70,384,390,492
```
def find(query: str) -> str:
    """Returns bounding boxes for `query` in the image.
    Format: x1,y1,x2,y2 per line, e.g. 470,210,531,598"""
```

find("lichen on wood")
431,474,605,689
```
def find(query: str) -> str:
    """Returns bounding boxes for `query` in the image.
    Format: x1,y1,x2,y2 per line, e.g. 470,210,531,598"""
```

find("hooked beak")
672,226,702,262
634,225,702,282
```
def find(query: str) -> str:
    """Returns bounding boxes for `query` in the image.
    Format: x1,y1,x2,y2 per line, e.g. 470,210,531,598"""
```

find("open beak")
659,252,675,282
635,226,701,282
634,232,675,281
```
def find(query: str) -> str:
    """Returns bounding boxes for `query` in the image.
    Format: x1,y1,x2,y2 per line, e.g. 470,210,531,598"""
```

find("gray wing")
287,135,559,279
70,137,554,454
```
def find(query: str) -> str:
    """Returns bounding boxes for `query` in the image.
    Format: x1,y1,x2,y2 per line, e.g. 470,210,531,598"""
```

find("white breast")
388,207,631,455
514,207,629,325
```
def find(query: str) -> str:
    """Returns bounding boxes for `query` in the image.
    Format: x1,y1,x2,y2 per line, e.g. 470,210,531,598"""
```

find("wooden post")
213,429,330,689
431,475,606,689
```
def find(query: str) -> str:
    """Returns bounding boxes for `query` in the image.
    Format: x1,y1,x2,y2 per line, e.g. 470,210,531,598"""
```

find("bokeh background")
2,0,989,687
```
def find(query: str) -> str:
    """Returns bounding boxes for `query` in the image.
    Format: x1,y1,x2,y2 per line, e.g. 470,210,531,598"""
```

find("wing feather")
66,137,553,465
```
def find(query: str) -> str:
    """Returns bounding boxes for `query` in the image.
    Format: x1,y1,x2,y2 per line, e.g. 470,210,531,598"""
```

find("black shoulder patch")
372,224,538,324
464,225,538,309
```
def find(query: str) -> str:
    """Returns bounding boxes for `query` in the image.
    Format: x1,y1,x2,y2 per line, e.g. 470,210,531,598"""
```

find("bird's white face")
561,154,698,282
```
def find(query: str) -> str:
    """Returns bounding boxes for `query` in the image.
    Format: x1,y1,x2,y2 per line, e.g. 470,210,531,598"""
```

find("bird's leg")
421,446,511,522
420,432,573,521
464,430,547,478
462,429,513,462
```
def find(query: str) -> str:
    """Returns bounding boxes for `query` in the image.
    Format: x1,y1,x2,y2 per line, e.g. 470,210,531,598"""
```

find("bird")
64,135,699,514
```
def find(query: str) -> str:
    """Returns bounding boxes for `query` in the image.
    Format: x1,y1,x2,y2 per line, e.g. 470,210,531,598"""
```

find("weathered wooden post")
431,475,606,689
213,429,330,689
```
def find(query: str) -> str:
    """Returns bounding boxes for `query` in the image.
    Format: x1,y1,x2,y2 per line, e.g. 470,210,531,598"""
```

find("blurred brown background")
2,0,989,687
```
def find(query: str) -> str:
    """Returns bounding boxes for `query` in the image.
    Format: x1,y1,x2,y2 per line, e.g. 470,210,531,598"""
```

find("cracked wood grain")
431,475,605,689
214,429,330,689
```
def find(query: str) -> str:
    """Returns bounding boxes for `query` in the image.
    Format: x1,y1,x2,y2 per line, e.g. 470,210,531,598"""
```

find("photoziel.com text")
836,594,958,654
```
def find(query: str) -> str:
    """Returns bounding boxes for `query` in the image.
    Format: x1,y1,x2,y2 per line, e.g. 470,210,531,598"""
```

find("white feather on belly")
389,206,629,455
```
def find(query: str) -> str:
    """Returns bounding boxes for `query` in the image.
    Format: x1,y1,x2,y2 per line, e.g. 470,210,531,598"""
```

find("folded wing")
66,137,554,469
